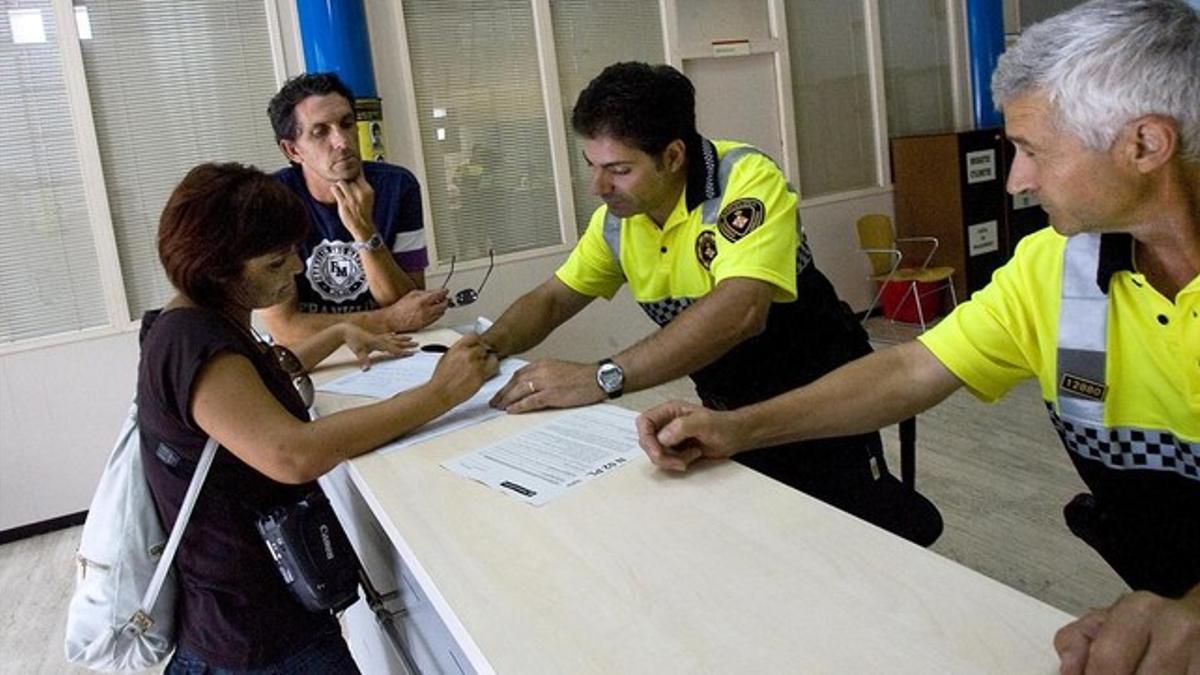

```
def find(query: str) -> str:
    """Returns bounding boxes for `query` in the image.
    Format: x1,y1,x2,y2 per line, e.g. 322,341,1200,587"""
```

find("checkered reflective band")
640,298,695,326
1047,402,1200,481
795,236,813,276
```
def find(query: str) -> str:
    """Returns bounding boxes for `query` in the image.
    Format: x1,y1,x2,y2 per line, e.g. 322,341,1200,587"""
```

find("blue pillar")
295,0,386,160
295,0,377,97
966,0,1005,128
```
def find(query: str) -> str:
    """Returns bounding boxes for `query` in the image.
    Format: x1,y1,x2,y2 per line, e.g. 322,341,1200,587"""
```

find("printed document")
441,405,642,506
318,352,525,453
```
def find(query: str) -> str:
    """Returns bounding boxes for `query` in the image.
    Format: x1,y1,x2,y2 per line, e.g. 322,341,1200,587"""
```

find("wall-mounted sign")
968,220,999,256
712,39,751,57
965,149,997,184
356,98,386,162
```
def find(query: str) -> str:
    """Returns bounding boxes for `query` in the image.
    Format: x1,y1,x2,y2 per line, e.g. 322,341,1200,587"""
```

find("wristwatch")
596,358,624,399
352,233,385,252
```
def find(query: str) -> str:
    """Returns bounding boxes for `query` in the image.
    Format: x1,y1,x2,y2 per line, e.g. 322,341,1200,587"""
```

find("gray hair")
992,0,1200,162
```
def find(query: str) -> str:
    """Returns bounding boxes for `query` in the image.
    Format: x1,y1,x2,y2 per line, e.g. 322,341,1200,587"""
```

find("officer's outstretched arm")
481,277,593,359
639,341,962,469
736,341,961,447
613,276,774,394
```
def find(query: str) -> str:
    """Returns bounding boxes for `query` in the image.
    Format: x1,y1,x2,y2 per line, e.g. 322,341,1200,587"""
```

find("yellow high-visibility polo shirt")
919,227,1200,441
557,140,801,309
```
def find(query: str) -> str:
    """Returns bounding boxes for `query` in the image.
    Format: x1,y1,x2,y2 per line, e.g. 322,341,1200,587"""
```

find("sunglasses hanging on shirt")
222,314,315,409
267,342,315,409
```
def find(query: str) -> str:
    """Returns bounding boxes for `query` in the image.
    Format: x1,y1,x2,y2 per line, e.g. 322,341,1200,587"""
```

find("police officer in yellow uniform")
637,2,1199,672
483,62,941,545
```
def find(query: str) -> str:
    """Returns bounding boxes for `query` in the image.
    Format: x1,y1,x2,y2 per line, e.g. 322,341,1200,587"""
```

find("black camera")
256,491,361,614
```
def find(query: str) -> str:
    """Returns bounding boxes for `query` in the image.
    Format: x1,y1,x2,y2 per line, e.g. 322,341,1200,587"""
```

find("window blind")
403,0,561,263
784,0,878,198
879,0,955,138
0,1,107,343
549,0,664,235
77,0,282,319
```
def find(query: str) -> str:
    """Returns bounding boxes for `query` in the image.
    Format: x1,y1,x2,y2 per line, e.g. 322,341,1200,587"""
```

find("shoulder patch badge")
695,230,718,270
717,198,765,242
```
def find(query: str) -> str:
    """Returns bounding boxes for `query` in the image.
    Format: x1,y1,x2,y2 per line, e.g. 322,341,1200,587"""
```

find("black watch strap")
596,358,624,399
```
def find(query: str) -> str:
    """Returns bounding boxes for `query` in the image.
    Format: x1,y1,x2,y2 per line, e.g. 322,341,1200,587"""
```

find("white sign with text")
968,220,1000,256
965,149,997,184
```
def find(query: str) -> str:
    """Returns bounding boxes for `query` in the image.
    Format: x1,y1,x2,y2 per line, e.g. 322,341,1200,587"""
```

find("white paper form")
319,352,439,398
441,405,642,506
318,352,526,454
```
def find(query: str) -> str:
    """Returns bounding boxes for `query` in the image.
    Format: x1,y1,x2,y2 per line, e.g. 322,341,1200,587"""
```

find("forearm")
358,248,417,306
196,354,463,484
262,303,388,348
290,324,350,371
483,281,586,357
485,296,556,357
337,175,421,305
615,289,765,393
291,381,460,478
737,341,962,449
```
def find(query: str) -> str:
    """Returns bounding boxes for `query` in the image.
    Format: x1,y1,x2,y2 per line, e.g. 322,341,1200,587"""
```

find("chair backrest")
856,214,898,276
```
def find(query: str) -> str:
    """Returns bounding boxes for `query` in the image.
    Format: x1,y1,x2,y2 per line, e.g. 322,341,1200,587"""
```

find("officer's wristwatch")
352,233,385,252
596,358,624,399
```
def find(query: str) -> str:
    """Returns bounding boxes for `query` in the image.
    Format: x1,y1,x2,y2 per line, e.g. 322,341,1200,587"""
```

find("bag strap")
126,437,218,635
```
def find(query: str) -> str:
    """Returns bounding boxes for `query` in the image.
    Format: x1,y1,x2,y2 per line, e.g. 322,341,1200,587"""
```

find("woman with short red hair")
141,162,496,673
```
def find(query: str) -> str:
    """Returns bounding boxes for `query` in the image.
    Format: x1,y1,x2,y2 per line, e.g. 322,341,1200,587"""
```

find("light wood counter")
315,329,1071,674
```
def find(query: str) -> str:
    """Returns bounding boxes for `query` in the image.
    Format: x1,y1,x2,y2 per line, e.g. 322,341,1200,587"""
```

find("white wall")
801,194,893,310
0,333,138,530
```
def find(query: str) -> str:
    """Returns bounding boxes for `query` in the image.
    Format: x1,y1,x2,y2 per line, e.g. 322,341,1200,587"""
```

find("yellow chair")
856,214,957,331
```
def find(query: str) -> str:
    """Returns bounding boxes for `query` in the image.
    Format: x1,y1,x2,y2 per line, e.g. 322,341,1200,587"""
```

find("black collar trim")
1097,233,1134,294
684,136,719,212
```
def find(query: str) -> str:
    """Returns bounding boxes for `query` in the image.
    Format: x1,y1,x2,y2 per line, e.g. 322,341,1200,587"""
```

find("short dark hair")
571,62,698,156
267,72,356,144
158,163,309,308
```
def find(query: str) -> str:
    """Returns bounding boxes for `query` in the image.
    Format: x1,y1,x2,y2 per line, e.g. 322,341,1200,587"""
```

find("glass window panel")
549,0,664,234
784,0,878,198
77,0,282,318
0,1,108,343
404,0,561,262
879,0,955,137
676,0,771,45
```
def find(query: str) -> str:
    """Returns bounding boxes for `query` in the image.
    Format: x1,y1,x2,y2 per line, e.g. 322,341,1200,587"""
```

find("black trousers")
692,264,942,547
1065,492,1200,598
732,432,942,547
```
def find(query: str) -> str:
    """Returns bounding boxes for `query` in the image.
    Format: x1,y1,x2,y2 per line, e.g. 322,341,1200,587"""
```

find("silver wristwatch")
352,233,385,252
596,358,624,399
